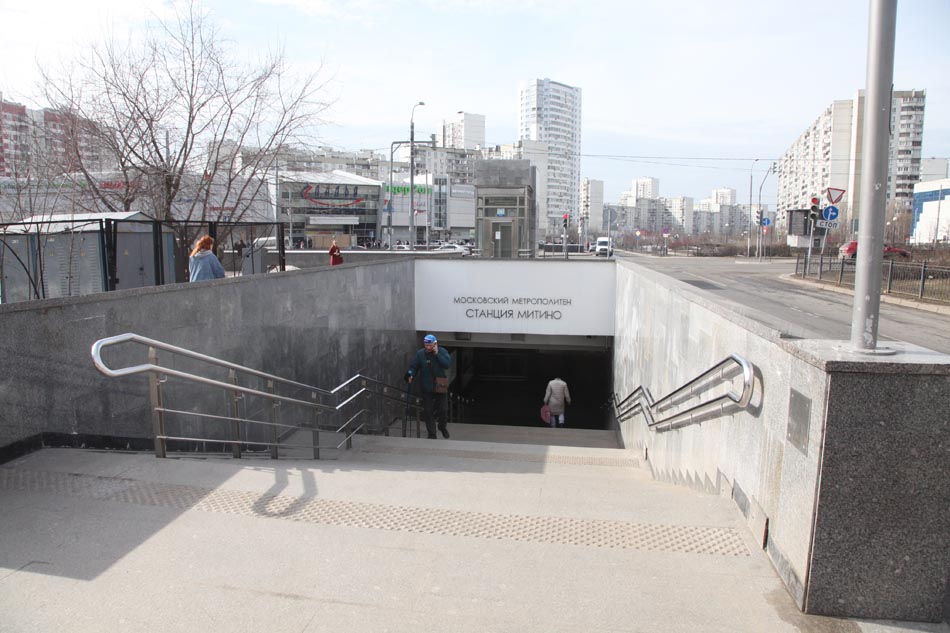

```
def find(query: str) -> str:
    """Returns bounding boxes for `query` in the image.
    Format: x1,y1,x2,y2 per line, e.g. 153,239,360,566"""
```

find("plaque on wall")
787,388,811,455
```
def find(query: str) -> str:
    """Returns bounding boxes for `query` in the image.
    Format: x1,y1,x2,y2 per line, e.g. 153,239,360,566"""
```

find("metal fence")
0,218,286,304
795,255,950,304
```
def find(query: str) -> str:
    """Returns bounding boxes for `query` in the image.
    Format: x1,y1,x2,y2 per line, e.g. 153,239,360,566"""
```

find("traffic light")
809,197,821,222
755,209,763,225
562,213,568,229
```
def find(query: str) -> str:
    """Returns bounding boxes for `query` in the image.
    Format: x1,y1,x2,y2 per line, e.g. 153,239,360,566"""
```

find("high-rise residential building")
618,191,637,207
441,112,486,150
634,177,659,201
712,187,736,205
518,78,582,235
667,197,694,234
1,98,112,179
920,158,948,184
1,100,31,177
777,89,926,228
581,178,604,238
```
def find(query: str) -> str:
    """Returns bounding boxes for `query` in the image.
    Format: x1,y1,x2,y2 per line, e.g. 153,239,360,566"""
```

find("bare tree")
40,0,329,275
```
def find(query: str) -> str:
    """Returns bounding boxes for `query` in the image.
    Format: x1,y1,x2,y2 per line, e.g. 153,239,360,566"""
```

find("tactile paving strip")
0,467,749,557
360,445,640,468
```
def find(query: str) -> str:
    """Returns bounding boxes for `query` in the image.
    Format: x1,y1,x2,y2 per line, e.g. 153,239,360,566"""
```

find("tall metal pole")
409,101,425,250
389,144,395,249
756,163,774,260
748,159,760,257
851,0,897,351
933,186,944,248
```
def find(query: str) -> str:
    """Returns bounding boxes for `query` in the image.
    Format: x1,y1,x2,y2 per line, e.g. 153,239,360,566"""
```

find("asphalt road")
616,252,950,355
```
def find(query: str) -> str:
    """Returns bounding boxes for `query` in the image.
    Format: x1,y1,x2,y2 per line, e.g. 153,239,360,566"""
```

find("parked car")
838,240,911,260
435,243,471,256
393,244,410,250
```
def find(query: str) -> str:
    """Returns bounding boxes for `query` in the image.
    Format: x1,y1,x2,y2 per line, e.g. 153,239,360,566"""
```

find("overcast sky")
1,0,948,207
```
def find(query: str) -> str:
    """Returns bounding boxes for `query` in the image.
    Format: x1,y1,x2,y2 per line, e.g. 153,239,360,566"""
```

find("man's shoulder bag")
427,357,449,394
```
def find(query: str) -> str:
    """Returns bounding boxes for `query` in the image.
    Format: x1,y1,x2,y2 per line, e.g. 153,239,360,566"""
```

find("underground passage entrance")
446,342,613,430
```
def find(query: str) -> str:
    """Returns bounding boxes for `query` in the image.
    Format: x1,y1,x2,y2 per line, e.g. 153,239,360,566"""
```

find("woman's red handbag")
540,404,552,426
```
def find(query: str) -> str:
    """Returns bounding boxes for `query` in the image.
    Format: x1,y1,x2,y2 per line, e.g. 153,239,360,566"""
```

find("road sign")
826,188,846,204
816,220,840,229
823,205,839,221
761,217,771,226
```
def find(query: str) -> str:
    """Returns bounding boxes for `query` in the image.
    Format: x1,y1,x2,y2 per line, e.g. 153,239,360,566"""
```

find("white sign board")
816,220,839,229
414,260,616,336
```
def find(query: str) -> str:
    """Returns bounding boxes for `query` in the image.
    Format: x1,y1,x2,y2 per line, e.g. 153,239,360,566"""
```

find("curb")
782,273,950,316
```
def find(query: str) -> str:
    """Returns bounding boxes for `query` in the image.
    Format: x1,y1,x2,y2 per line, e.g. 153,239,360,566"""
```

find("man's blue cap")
423,334,437,344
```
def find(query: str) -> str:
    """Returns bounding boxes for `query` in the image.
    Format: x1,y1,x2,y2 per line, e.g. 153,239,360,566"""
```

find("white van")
595,237,613,257
250,235,291,251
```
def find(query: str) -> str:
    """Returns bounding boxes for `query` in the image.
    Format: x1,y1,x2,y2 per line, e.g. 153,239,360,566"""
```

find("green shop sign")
385,185,431,195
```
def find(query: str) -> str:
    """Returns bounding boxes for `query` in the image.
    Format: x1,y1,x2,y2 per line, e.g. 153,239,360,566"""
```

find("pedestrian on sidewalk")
405,334,452,439
189,235,226,282
544,376,571,427
329,240,344,266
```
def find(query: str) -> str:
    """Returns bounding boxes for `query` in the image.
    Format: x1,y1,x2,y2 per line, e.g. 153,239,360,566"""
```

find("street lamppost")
748,158,760,258
409,101,425,250
757,162,776,259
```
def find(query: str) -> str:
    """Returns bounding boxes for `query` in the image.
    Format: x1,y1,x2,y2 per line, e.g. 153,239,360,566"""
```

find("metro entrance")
450,346,612,430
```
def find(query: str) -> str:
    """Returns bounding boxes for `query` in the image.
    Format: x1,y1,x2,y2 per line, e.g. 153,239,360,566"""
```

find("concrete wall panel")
0,260,417,451
612,259,950,621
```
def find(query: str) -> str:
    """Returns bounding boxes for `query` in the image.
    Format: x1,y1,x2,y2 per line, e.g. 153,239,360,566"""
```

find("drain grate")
0,467,749,557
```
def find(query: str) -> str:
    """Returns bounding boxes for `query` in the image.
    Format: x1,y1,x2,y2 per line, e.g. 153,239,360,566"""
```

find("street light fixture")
409,101,425,250
757,162,776,259
748,158,760,258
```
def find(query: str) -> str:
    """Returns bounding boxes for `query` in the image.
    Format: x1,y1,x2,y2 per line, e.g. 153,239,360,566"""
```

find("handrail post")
311,391,321,460
838,258,845,284
885,260,894,294
918,262,927,299
228,370,242,459
415,396,421,438
147,347,166,458
267,379,279,460
401,390,408,438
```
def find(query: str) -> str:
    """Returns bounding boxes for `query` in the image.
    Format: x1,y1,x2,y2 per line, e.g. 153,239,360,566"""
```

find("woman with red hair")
189,235,226,282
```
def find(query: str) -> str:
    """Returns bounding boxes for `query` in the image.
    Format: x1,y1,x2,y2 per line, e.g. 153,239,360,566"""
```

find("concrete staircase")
0,429,924,632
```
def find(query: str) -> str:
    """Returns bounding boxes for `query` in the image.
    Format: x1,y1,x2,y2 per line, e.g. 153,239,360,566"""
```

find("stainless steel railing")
613,354,754,431
92,333,422,459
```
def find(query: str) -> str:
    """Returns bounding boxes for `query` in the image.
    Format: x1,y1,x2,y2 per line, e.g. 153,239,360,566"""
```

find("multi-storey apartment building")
0,98,111,179
712,187,737,206
518,78,582,236
667,196,694,235
581,178,604,239
634,177,659,201
441,112,485,150
247,145,388,181
0,100,30,178
777,89,926,228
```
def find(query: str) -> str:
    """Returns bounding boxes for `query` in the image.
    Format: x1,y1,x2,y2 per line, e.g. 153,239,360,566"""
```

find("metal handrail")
613,354,754,431
91,332,423,458
93,333,336,402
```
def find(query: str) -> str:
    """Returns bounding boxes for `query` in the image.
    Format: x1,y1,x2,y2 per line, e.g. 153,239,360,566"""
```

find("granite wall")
612,259,950,622
0,258,418,453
